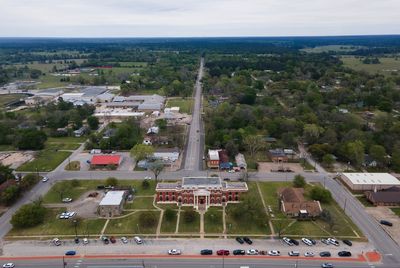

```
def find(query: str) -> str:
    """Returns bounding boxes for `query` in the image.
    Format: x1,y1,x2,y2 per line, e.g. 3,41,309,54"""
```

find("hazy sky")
0,0,399,37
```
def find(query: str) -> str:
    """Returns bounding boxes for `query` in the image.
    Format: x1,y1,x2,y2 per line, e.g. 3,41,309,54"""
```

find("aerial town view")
1,1,400,268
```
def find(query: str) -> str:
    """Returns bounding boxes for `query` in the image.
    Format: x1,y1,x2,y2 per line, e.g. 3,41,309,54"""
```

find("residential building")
73,126,88,137
90,155,122,168
365,186,400,206
207,149,220,168
235,153,247,169
156,177,248,211
98,191,126,217
96,92,114,103
341,173,400,191
268,149,288,162
278,187,322,218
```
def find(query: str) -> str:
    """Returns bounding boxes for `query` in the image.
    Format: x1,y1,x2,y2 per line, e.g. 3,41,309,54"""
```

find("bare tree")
243,135,265,157
148,160,164,182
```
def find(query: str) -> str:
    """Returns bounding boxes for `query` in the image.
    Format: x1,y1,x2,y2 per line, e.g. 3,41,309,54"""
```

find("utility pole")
344,198,347,213
62,256,66,268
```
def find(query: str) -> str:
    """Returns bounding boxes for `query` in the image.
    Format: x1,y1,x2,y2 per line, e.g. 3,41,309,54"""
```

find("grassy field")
204,207,223,233
341,56,400,75
166,98,194,114
160,210,178,233
179,208,200,233
0,94,28,107
390,207,400,217
105,211,160,234
301,45,364,53
8,208,106,237
125,197,155,209
16,150,71,172
117,62,148,67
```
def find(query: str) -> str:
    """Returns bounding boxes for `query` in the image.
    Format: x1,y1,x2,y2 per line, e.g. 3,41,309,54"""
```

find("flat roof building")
341,173,400,191
98,191,126,217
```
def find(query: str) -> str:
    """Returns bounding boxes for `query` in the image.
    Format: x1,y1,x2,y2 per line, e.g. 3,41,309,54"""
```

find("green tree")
322,154,335,168
15,129,47,150
0,185,20,205
130,144,155,162
243,135,265,157
20,174,40,190
293,174,306,188
87,116,99,130
148,160,164,182
11,201,47,228
303,124,323,144
142,179,150,189
310,187,332,203
184,209,196,223
105,177,118,186
0,163,14,184
344,140,365,167
369,145,387,167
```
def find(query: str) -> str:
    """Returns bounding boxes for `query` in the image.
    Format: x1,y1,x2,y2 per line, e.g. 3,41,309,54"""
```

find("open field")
125,196,155,209
341,56,400,75
204,207,223,233
16,150,71,172
166,98,194,114
178,207,200,233
105,211,160,234
160,210,178,233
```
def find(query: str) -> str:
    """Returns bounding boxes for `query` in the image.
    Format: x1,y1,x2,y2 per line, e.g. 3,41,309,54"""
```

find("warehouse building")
98,191,126,217
341,173,400,191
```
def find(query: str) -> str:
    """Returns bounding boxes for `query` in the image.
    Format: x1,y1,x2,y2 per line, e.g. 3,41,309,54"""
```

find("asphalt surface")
183,57,204,171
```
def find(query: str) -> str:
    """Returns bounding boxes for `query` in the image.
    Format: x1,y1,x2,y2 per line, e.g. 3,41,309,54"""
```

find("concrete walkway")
256,181,275,235
175,207,181,234
222,206,227,239
199,212,205,239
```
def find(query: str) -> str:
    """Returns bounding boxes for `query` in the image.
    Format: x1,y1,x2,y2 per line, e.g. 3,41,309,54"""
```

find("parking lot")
71,152,135,171
258,162,304,173
365,207,400,245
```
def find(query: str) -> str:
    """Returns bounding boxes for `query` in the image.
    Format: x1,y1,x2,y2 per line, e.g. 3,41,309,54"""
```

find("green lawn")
179,208,200,233
166,98,194,114
160,210,178,233
125,196,155,209
16,150,71,172
390,207,400,216
341,56,400,76
8,208,106,237
204,207,223,233
105,211,160,234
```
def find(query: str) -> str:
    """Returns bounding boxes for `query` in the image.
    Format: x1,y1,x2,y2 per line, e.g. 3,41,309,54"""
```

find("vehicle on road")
233,249,245,255
246,249,258,255
168,249,182,255
327,238,339,246
235,237,244,244
223,178,231,181
121,237,128,244
342,239,352,246
2,263,15,268
134,236,143,244
338,251,352,257
288,251,300,256
65,250,76,256
282,237,293,246
217,250,230,256
321,263,334,268
267,250,280,256
62,198,72,203
380,220,393,226
304,252,315,257
301,238,313,246
200,249,213,255
243,237,253,244
319,251,331,257
42,176,49,182
52,238,61,246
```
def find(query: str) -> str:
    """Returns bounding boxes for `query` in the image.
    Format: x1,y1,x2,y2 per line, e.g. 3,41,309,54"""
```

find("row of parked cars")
198,249,351,257
58,211,76,219
282,237,352,247
52,236,143,246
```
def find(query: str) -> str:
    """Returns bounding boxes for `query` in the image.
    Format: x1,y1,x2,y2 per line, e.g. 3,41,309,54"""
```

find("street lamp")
73,219,78,241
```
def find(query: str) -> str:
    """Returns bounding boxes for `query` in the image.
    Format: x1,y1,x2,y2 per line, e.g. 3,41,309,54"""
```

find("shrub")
142,180,150,189
71,179,80,187
105,177,118,186
11,202,47,228
293,174,306,188
309,187,332,203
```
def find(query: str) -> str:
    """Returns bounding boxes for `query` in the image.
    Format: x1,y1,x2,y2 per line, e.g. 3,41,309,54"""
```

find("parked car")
310,239,317,245
52,238,61,246
319,251,331,257
168,249,181,255
101,236,109,244
110,236,116,243
342,240,352,246
74,238,79,244
246,249,258,255
42,176,49,182
338,251,352,257
223,178,230,181
243,237,253,245
267,250,280,256
282,237,294,246
144,176,151,180
233,249,245,255
290,238,299,245
380,220,393,227
2,263,15,268
304,252,315,257
235,237,244,244
321,238,330,245
217,250,230,256
288,251,300,257
65,250,76,256
321,263,334,268
200,249,213,255
83,238,89,245
134,236,143,244
327,238,339,246
301,238,313,246
62,198,72,203
121,237,128,244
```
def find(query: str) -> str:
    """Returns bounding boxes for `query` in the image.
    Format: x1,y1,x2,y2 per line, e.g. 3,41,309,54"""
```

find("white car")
327,238,339,246
168,249,181,255
267,250,280,256
121,237,128,244
62,198,72,203
42,177,49,182
321,238,330,245
67,212,76,218
83,238,89,245
59,212,69,219
288,251,300,256
134,236,143,244
282,237,294,246
52,238,61,246
2,263,15,268
246,249,259,255
301,238,313,246
304,252,315,257
144,176,152,180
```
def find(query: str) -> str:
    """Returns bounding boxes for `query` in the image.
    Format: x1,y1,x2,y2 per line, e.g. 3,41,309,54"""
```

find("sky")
0,0,399,37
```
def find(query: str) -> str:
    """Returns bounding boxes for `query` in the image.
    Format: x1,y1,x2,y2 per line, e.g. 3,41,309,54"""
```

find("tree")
320,209,335,230
105,177,118,186
130,144,155,162
139,211,157,227
310,187,332,203
155,119,167,130
0,163,14,184
15,128,47,150
11,201,47,228
344,140,365,167
322,154,335,168
293,174,306,188
303,124,323,144
20,174,40,190
243,135,265,157
369,145,387,167
87,116,99,130
165,208,175,222
0,185,20,205
148,161,164,182
184,209,196,223
142,179,150,189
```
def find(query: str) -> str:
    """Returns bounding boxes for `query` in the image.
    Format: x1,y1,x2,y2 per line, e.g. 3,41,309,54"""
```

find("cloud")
0,0,399,37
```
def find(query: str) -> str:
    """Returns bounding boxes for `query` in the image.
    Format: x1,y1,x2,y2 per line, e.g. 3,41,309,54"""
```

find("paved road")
183,57,204,171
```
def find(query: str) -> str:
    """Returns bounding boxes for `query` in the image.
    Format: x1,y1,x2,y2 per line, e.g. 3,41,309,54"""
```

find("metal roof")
99,191,125,206
182,177,222,187
342,173,400,185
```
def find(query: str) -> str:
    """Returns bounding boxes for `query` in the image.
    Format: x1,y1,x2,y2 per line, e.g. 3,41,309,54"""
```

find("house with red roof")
90,154,122,169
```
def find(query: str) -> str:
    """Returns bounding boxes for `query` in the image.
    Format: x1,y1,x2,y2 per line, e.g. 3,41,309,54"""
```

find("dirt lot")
0,152,34,169
365,206,400,245
258,162,304,173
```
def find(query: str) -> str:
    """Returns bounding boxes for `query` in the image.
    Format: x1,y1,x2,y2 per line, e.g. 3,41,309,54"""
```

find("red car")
110,236,116,244
217,250,230,256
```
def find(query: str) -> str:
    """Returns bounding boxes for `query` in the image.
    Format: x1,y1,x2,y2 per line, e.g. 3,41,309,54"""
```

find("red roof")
91,155,121,165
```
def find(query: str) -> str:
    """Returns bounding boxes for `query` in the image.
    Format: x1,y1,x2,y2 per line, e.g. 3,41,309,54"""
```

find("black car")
236,237,244,244
233,249,245,255
380,220,393,227
319,251,331,257
243,237,253,245
74,238,80,244
342,240,352,246
200,249,213,255
290,239,299,246
338,251,352,257
101,236,110,244
310,239,317,245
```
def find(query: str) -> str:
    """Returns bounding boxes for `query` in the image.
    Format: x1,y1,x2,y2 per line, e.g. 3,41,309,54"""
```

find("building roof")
366,186,400,204
218,150,229,163
99,191,125,206
208,149,220,161
342,173,400,185
235,153,247,168
91,155,122,165
182,177,222,187
278,187,322,216
278,187,305,202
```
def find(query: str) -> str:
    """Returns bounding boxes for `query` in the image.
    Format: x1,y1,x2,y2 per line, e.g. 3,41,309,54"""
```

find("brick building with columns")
156,177,248,211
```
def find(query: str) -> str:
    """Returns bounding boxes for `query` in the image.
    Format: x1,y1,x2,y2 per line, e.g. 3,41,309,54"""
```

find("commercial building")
341,173,400,191
278,187,322,218
207,149,220,168
153,147,180,162
156,177,248,211
90,155,122,168
235,153,247,170
365,186,400,206
98,191,126,217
